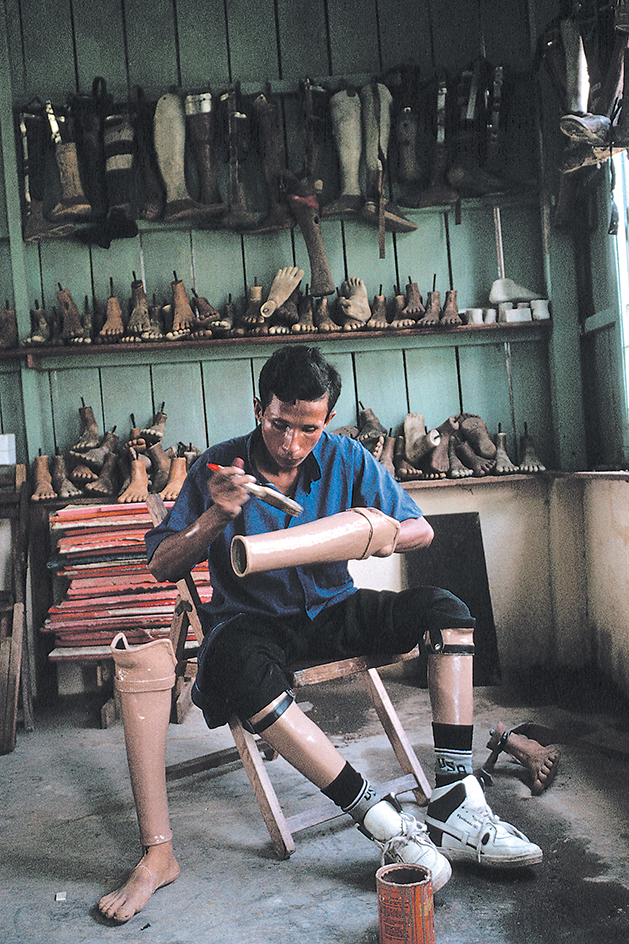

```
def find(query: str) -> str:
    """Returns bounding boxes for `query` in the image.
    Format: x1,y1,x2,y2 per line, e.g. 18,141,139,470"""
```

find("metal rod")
493,206,505,280
504,340,518,459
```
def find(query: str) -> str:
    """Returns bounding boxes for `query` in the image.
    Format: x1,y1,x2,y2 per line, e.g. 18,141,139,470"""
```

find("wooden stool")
146,494,431,859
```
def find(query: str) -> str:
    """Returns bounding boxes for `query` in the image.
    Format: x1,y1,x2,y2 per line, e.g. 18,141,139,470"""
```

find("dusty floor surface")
1,666,629,944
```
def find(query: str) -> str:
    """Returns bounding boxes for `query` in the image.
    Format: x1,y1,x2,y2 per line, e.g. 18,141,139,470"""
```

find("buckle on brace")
424,628,444,653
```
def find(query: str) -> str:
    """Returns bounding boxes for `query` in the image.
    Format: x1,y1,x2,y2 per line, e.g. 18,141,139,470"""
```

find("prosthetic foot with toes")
98,634,179,923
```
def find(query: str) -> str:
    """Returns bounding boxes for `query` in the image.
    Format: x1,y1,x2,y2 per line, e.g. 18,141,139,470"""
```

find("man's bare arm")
395,516,434,553
148,461,255,582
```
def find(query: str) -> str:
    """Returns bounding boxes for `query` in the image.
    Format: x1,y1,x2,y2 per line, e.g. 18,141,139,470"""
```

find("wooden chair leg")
360,667,432,804
228,715,296,859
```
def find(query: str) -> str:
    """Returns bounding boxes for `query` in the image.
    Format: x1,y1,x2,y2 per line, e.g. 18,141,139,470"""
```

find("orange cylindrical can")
376,863,435,944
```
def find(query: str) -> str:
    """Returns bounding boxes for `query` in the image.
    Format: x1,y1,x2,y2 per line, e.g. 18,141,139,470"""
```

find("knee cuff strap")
244,689,295,735
424,628,475,655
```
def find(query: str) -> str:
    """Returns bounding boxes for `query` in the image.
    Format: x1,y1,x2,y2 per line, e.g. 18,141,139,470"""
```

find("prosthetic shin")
110,633,176,848
230,507,401,576
325,88,363,216
425,626,474,726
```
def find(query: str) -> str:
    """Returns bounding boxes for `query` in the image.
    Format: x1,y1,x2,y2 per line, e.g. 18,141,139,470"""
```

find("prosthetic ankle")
425,626,475,785
110,633,176,848
231,508,400,576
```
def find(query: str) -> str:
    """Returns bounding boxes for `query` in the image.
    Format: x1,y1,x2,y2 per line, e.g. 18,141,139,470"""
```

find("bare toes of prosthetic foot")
98,851,180,924
338,276,372,329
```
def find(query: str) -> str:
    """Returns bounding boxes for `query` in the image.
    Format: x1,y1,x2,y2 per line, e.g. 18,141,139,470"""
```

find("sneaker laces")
470,800,530,863
378,812,433,866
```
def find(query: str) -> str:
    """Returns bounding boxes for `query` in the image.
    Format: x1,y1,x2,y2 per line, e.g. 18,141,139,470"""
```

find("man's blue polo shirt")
145,427,423,634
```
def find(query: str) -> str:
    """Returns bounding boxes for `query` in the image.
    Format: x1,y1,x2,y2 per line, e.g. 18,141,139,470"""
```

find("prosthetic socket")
231,507,400,577
110,632,176,847
424,626,475,726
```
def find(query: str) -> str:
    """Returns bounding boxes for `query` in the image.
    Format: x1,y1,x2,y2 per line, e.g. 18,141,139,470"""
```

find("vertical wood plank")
0,366,27,462
123,0,179,96
48,365,104,452
70,0,128,100
376,0,433,73
191,228,246,306
37,239,94,318
457,341,512,441
275,0,330,80
4,0,27,101
242,229,296,295
326,0,381,76
480,0,532,70
447,205,499,309
395,211,450,300
342,218,398,301
150,360,207,448
89,238,145,321
202,356,255,443
509,337,554,468
428,0,482,72
354,347,408,434
99,362,154,437
176,0,230,89
405,345,461,428
140,228,195,305
498,202,546,299
224,0,280,83
18,368,55,459
17,0,76,98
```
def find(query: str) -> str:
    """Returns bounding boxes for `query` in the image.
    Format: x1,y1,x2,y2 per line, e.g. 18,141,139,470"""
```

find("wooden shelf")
14,318,552,370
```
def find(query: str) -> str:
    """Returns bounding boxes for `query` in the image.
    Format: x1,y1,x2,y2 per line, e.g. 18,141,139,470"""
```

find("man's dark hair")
258,346,342,416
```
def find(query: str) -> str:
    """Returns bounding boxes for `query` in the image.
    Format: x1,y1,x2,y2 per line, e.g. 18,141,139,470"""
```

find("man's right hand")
207,458,256,520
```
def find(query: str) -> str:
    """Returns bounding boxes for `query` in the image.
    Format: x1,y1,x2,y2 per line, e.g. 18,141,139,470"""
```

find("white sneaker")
362,798,452,891
425,775,543,869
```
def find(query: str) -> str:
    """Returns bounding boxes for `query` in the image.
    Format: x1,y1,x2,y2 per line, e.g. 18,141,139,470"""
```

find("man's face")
254,395,335,472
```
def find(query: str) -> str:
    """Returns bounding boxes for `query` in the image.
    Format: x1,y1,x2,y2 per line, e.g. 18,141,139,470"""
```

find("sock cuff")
321,763,381,823
432,722,474,752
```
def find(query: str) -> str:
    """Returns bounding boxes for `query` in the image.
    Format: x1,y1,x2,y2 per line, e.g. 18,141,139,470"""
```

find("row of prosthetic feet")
17,269,474,350
31,402,201,502
339,408,546,480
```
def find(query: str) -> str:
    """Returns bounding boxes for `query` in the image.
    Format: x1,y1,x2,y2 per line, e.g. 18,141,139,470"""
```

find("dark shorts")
192,586,473,729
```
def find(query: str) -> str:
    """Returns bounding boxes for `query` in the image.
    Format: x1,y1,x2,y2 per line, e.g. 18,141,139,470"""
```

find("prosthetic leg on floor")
98,634,179,923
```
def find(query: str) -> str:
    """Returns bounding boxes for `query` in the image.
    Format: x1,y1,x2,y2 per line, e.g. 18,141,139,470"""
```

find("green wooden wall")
0,0,589,471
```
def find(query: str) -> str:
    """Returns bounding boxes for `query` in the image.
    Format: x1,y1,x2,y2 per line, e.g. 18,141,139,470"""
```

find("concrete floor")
2,666,629,944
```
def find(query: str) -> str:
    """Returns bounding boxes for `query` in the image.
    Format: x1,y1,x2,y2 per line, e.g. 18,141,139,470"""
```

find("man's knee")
428,587,475,629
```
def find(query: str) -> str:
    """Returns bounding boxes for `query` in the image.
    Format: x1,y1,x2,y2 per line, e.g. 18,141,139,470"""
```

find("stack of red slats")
41,503,212,647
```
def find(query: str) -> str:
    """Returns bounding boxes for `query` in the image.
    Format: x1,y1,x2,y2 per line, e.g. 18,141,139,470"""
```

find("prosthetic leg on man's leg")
246,689,452,889
424,626,543,868
98,634,180,924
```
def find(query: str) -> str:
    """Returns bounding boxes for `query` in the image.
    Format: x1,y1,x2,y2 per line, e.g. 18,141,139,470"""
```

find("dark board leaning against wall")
403,512,501,686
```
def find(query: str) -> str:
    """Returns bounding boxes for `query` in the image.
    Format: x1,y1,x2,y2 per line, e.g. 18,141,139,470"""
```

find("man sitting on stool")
98,344,541,924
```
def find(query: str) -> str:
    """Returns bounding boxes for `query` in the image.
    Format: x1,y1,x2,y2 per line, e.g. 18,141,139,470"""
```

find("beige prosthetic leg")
98,634,180,923
426,627,474,727
360,83,416,233
231,507,401,576
250,695,345,788
325,88,364,218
